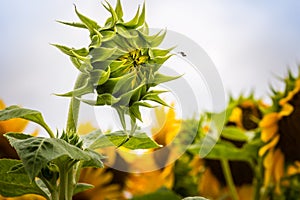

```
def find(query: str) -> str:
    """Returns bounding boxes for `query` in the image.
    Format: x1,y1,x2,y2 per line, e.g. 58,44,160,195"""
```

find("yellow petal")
287,161,300,176
198,168,221,198
279,103,294,117
279,79,300,106
0,99,5,110
0,118,28,134
237,185,254,200
259,135,280,156
77,122,97,135
259,113,279,128
261,124,278,142
263,150,274,186
274,149,284,194
229,107,243,128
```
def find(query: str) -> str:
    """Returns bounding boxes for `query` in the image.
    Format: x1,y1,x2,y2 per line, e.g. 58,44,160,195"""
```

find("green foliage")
173,154,199,197
73,183,94,195
131,188,182,200
0,159,47,198
0,105,54,137
81,129,160,150
5,133,103,180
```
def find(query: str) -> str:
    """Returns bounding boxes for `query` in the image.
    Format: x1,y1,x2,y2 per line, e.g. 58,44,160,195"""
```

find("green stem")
59,73,88,200
66,169,75,199
59,167,68,200
221,159,239,200
42,124,55,138
66,73,88,132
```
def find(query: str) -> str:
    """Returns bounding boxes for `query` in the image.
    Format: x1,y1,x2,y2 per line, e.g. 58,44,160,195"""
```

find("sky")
1,0,300,134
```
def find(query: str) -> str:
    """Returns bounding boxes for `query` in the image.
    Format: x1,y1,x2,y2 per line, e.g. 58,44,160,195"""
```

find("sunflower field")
0,1,300,200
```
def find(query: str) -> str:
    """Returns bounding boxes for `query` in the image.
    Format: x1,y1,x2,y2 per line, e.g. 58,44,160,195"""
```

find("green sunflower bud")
54,0,180,123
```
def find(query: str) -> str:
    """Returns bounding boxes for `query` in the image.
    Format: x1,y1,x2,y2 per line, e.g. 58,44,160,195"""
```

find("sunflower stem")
220,159,239,200
66,73,87,133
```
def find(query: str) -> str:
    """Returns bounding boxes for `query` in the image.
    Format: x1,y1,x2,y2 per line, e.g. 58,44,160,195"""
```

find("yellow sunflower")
124,106,181,197
0,100,28,159
72,123,127,200
259,72,300,194
194,97,264,200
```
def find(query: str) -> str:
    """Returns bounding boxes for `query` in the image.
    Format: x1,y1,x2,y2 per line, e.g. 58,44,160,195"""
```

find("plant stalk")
66,73,88,133
220,159,239,200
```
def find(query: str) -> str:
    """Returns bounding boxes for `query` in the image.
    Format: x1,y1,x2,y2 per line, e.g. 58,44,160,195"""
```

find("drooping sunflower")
259,70,300,196
54,0,179,125
193,96,265,200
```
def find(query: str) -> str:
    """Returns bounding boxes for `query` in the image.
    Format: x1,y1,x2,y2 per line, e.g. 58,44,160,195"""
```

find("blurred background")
1,0,300,132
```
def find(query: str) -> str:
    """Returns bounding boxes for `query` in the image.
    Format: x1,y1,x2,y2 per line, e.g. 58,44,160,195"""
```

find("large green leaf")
5,133,91,180
81,130,160,150
189,138,253,162
0,159,46,198
81,149,104,168
0,106,53,136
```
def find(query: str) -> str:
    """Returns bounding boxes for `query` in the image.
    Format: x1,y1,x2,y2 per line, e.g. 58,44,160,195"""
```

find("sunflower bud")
54,0,179,123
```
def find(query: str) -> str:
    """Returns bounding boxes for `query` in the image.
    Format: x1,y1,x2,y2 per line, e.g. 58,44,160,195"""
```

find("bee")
178,51,187,57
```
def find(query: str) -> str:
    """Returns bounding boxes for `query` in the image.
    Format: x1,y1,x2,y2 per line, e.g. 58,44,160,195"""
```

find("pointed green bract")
55,0,179,123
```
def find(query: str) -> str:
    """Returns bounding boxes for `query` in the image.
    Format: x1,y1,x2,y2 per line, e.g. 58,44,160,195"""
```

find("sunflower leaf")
81,130,160,150
189,137,253,161
5,133,90,180
81,149,104,168
0,106,52,136
73,183,94,195
0,159,47,198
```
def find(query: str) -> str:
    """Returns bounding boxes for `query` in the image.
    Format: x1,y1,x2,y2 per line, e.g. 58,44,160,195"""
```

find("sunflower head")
259,69,300,196
193,95,265,199
54,0,179,123
226,94,264,131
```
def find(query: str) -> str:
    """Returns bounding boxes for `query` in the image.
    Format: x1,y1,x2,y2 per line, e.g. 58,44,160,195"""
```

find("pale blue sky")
1,0,300,133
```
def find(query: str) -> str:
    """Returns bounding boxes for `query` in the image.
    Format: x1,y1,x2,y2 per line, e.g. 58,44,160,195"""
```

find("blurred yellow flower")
194,97,263,200
73,123,126,200
259,76,300,194
73,168,126,200
0,100,28,159
125,106,181,196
